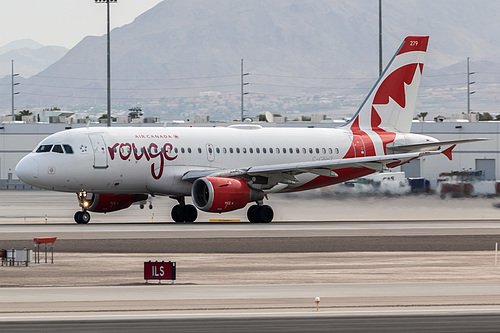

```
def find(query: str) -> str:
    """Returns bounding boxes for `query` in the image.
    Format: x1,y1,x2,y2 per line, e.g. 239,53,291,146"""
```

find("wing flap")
390,138,487,153
182,151,438,184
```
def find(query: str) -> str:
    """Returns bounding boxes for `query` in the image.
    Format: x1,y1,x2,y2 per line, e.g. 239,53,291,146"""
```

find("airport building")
0,120,498,189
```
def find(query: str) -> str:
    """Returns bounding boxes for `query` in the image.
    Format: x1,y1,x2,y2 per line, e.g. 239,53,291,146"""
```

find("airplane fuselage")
15,125,434,195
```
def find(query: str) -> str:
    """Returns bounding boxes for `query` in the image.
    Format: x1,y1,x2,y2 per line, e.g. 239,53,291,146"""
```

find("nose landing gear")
74,211,91,224
75,191,91,224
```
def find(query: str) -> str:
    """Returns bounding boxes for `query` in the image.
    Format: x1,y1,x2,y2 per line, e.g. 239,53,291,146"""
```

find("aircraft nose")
15,155,39,184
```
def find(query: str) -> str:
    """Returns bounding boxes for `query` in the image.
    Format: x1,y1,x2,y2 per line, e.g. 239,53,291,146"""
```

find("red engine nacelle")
191,177,264,213
85,193,147,213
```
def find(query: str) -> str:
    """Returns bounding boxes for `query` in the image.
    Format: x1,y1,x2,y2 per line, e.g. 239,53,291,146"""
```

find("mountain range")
0,39,68,77
1,0,500,120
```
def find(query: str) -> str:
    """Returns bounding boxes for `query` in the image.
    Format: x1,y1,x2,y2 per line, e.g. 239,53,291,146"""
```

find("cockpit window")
52,145,64,154
63,144,74,154
36,144,53,153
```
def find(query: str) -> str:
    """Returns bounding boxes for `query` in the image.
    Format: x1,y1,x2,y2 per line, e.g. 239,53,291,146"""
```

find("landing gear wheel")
257,205,274,223
81,211,90,224
247,205,260,223
171,204,185,223
247,205,274,223
171,204,198,223
74,211,82,223
184,205,198,223
74,211,90,224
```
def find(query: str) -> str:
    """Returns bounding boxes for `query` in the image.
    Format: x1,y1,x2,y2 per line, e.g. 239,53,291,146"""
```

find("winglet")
441,145,456,161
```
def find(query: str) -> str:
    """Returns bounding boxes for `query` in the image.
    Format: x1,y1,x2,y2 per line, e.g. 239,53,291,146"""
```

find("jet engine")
83,193,148,213
191,177,264,213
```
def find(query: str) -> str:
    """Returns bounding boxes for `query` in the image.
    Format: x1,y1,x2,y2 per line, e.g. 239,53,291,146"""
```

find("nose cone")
15,155,39,185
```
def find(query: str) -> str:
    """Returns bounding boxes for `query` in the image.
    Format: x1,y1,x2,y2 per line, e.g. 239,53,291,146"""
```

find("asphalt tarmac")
2,191,500,331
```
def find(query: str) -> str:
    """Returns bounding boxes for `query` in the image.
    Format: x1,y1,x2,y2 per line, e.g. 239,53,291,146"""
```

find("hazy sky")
0,0,163,48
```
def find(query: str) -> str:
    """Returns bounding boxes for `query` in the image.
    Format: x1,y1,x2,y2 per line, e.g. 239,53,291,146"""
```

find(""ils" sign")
144,261,176,282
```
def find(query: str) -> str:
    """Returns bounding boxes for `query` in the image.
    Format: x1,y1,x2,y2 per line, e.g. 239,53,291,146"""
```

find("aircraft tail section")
346,36,429,133
342,36,429,157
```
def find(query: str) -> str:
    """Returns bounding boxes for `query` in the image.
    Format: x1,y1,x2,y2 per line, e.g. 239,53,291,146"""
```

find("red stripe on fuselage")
286,167,374,193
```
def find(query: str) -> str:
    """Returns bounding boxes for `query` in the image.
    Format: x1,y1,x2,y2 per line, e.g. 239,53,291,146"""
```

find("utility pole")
467,57,475,115
95,0,117,127
11,60,19,121
378,0,383,77
240,59,250,122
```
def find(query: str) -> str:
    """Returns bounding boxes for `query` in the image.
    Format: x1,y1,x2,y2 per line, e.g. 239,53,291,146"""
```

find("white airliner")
15,36,484,224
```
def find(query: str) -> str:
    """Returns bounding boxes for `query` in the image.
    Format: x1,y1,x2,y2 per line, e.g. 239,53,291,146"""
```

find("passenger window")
302,148,306,154
262,148,267,154
256,148,260,154
316,148,320,154
328,148,333,154
236,148,240,154
309,148,313,154
36,144,53,153
289,148,293,154
276,148,280,154
198,148,202,153
295,148,300,154
229,148,234,154
322,148,326,154
188,148,192,153
242,148,247,154
181,148,185,154
216,148,220,154
63,145,74,154
223,148,227,154
269,148,273,154
52,145,64,154
249,148,254,154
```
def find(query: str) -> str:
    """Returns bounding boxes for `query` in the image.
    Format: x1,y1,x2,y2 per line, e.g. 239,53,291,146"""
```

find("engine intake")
191,177,264,213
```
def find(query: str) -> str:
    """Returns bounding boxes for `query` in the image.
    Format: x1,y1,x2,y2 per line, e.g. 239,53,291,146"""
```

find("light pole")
467,57,475,115
11,60,19,121
95,0,117,127
240,59,250,122
379,0,383,77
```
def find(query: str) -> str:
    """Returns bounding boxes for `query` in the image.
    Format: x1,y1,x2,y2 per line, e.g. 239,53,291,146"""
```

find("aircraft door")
206,143,215,162
88,133,108,168
352,135,366,158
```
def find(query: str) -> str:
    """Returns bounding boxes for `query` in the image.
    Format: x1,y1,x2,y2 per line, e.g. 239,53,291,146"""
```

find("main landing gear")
170,196,198,223
247,204,274,223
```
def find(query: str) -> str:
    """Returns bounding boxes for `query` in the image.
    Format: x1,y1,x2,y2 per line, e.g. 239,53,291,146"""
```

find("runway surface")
4,313,500,332
3,219,500,252
2,191,500,331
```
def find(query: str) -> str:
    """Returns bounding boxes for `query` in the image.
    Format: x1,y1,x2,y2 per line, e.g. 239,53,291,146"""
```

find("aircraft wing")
181,151,440,184
389,138,488,153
